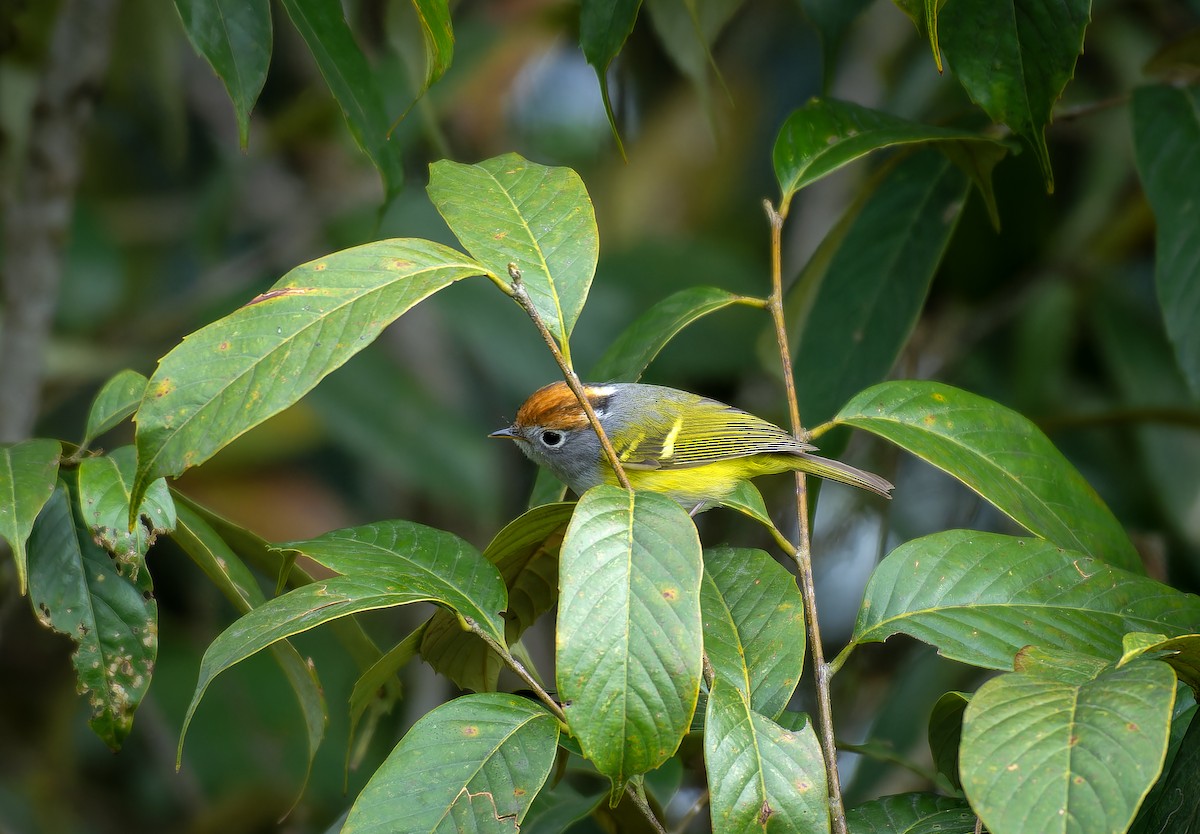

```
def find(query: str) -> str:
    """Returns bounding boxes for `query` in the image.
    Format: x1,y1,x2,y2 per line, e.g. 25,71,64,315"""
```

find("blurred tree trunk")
0,0,117,441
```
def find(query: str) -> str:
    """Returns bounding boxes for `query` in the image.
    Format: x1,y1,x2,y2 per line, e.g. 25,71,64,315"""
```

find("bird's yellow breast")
600,454,797,506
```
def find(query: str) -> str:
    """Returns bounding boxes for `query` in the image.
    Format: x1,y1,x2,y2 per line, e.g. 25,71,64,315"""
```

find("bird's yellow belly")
601,455,795,506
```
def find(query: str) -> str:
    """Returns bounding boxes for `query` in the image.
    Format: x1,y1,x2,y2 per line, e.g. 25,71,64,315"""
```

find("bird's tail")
795,453,893,498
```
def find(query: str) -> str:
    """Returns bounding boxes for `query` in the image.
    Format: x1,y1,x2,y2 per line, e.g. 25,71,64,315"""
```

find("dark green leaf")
644,0,740,120
891,0,948,73
83,369,148,448
589,286,749,383
0,438,60,594
939,0,1090,191
704,678,829,833
579,0,641,157
836,380,1142,572
1129,701,1200,834
133,239,483,510
347,625,423,770
928,691,968,792
522,781,605,834
799,0,875,88
557,486,702,795
1132,85,1200,397
792,151,969,428
279,0,405,202
701,546,805,719
846,792,976,834
78,447,175,581
961,658,1175,834
342,694,559,833
27,484,156,749
851,531,1200,671
173,0,271,148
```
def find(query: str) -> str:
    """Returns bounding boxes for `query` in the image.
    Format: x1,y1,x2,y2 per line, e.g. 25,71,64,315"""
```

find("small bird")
491,381,892,511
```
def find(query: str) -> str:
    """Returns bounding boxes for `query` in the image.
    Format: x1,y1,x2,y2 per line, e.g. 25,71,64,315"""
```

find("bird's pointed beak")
489,426,518,441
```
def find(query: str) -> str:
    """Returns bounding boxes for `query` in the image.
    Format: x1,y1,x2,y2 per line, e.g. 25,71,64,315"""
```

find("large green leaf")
78,447,175,580
961,655,1175,834
27,484,156,749
701,546,805,719
427,154,597,358
836,380,1141,572
132,239,482,509
171,502,326,798
589,286,750,383
849,531,1200,671
846,793,975,834
939,0,1090,191
579,0,641,157
343,693,559,833
1130,700,1200,834
421,502,572,692
1132,84,1200,398
792,151,969,428
773,98,1004,212
173,0,271,148
704,678,829,833
556,486,702,796
279,0,404,202
0,438,60,594
82,369,148,448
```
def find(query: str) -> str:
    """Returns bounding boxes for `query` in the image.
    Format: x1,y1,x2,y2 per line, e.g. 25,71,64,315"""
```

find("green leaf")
644,0,740,115
523,781,606,834
83,369,148,448
133,239,483,509
173,0,271,148
701,546,805,719
279,0,404,202
427,154,598,358
939,0,1090,191
279,521,508,645
799,0,875,88
78,447,175,581
704,678,829,833
891,0,949,73
773,98,1005,212
1129,701,1200,834
1132,85,1200,398
1119,632,1200,695
716,480,778,531
846,792,976,834
850,531,1200,671
961,657,1175,834
836,380,1142,572
589,286,749,383
928,691,968,792
170,501,326,801
412,0,453,92
342,694,559,834
792,151,970,428
27,484,156,749
579,0,640,157
0,438,60,594
556,486,702,795
421,502,572,692
347,625,423,770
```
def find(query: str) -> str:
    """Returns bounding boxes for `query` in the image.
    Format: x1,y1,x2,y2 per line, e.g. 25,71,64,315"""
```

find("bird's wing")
613,398,815,470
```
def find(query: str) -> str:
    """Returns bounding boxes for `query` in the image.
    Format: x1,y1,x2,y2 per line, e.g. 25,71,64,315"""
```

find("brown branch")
0,0,118,441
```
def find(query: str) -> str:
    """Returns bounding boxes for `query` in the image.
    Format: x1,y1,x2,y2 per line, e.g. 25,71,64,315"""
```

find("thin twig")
763,198,848,834
627,783,668,834
466,619,566,724
506,264,632,490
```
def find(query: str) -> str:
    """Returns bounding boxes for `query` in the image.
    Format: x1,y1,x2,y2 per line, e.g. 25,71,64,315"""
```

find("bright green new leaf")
836,380,1142,572
928,691,969,792
1119,632,1200,695
579,0,641,157
1132,84,1200,398
590,286,751,383
83,369,148,448
421,502,573,692
701,547,805,719
939,0,1090,191
79,447,175,582
173,0,271,148
792,151,969,429
557,486,702,796
846,792,976,834
427,154,598,358
342,694,558,833
0,438,60,594
133,239,483,512
27,484,156,749
704,678,829,833
773,98,1006,213
171,502,326,800
279,0,405,202
851,531,1200,671
962,657,1175,834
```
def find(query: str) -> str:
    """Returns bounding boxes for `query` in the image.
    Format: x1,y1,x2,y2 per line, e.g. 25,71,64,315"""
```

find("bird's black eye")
540,430,563,448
